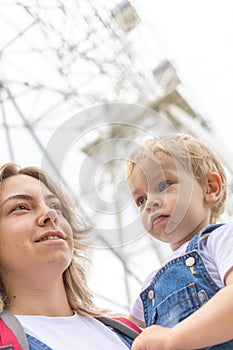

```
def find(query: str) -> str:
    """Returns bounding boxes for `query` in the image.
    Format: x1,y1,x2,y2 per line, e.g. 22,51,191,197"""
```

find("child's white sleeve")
205,222,233,286
130,269,158,322
131,295,144,322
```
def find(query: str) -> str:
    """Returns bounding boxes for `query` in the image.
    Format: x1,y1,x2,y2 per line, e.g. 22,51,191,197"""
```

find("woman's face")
0,174,74,285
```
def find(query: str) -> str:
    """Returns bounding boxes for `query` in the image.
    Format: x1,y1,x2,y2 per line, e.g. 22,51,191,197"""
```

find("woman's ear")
204,172,222,203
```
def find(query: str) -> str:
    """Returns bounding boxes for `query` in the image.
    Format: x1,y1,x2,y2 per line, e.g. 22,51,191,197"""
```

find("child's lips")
151,214,169,226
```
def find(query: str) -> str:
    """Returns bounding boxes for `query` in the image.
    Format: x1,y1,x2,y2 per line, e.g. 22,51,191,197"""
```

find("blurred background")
0,0,233,314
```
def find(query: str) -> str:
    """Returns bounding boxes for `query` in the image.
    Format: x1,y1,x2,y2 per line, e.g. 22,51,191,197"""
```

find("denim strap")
186,224,224,252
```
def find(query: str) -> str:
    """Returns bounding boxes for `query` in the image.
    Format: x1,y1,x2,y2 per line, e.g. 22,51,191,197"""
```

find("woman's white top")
16,313,129,349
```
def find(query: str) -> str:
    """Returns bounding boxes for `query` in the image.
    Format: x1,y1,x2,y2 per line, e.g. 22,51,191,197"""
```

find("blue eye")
158,181,170,192
50,203,62,211
136,197,146,206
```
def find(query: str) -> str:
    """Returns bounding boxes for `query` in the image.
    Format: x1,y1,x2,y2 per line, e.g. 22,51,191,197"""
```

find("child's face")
128,154,212,250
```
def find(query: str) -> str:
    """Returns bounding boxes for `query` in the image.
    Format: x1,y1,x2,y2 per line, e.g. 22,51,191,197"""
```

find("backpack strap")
96,316,141,340
0,311,29,350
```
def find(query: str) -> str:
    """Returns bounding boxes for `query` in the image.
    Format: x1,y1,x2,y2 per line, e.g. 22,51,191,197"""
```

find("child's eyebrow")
131,188,144,197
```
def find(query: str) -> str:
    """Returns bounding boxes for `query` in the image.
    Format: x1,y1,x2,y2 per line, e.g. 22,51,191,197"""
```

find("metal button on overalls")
185,256,195,267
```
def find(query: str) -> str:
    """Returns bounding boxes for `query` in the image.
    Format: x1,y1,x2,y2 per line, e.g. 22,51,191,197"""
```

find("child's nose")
145,198,163,212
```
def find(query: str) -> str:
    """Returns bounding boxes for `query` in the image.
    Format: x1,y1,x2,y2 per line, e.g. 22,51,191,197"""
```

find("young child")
126,133,233,350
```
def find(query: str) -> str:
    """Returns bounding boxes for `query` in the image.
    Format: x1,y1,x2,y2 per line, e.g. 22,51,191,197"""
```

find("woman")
0,163,135,349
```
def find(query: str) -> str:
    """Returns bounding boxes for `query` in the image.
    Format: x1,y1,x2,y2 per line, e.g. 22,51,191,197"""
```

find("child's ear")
204,172,222,203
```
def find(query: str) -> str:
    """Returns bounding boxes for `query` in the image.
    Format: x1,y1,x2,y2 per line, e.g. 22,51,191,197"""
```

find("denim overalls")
140,224,233,349
26,333,52,350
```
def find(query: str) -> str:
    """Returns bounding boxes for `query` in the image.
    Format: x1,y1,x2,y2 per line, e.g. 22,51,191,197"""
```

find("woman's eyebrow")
46,194,58,200
1,193,58,207
2,194,34,207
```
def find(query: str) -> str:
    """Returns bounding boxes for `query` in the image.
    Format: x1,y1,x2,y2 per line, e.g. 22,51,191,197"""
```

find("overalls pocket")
152,282,207,328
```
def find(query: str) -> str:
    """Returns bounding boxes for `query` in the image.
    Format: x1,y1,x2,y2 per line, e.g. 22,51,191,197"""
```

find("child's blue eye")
137,197,146,206
158,181,170,192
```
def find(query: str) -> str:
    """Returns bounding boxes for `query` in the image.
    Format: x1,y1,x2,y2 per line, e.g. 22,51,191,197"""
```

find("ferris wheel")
0,0,232,312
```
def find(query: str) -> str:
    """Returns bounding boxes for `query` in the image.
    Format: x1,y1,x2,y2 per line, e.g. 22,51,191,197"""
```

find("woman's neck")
7,280,73,317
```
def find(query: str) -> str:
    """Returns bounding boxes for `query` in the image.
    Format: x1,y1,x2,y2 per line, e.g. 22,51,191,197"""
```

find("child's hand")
132,325,175,350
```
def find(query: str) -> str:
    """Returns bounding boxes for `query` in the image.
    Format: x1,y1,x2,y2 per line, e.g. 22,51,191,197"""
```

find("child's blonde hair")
126,134,227,224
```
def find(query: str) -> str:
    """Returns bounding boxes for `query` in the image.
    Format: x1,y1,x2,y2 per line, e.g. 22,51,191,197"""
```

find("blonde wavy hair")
126,133,227,224
0,163,102,316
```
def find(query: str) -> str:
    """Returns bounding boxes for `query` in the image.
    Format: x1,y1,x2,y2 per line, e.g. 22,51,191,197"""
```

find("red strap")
0,319,23,350
113,317,142,334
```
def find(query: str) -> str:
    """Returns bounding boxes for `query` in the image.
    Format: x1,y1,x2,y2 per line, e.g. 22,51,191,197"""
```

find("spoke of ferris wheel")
0,91,15,161
0,19,39,53
96,234,142,308
96,234,142,285
3,80,88,214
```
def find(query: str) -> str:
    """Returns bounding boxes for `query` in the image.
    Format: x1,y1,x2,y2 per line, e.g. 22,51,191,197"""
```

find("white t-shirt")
16,313,129,349
131,222,233,322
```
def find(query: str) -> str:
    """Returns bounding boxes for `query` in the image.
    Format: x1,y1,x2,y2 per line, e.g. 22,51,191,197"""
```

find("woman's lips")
35,230,66,243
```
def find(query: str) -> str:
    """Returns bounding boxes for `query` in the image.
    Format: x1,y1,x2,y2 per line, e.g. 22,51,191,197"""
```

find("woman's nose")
37,206,58,226
145,198,163,212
